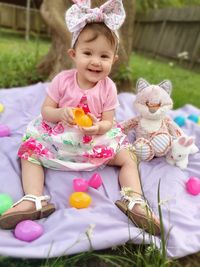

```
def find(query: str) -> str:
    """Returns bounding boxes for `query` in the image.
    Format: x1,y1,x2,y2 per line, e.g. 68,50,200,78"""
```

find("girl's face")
68,29,118,89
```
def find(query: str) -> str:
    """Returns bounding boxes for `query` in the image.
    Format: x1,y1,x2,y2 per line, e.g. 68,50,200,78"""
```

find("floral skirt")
18,116,128,171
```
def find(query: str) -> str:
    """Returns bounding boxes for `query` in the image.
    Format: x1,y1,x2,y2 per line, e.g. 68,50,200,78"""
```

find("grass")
130,52,200,109
0,28,50,88
0,29,200,266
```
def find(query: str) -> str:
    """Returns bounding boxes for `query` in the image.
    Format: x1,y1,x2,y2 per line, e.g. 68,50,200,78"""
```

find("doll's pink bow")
66,0,125,46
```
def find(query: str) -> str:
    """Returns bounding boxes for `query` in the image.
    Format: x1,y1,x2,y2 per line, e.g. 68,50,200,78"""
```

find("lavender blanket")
0,83,200,259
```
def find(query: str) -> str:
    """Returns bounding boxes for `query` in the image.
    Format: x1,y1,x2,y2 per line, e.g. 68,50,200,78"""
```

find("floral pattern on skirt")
18,116,128,171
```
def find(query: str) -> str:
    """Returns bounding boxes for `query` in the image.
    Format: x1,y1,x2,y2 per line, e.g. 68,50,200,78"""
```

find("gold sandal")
115,190,160,236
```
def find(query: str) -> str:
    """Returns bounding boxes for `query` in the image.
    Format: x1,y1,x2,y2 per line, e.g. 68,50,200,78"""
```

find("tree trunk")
38,0,136,91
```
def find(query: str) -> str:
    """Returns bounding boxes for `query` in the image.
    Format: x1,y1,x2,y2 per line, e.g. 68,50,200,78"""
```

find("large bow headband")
65,0,126,47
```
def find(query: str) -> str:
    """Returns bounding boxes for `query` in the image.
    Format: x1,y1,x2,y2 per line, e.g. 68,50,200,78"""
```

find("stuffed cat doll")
121,78,184,161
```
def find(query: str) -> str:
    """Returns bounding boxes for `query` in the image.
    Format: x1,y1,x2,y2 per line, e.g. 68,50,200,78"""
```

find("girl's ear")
67,48,76,59
113,54,119,64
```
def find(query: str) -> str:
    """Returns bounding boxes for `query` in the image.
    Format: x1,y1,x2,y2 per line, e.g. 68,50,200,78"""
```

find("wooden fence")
133,6,200,68
0,3,48,35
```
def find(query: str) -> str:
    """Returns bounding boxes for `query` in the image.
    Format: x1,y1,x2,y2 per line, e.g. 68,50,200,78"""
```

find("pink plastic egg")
73,178,88,192
88,173,103,189
0,124,11,137
186,177,200,196
14,220,44,242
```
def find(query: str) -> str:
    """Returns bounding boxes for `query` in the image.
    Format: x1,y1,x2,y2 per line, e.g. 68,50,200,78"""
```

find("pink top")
46,69,119,119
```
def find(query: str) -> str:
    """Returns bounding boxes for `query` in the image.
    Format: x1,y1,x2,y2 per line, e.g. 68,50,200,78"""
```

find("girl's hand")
60,107,75,125
79,113,100,135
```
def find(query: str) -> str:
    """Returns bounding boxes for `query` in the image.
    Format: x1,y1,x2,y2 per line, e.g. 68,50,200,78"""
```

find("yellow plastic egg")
76,114,92,127
0,103,4,113
73,108,92,127
69,192,92,209
198,116,200,125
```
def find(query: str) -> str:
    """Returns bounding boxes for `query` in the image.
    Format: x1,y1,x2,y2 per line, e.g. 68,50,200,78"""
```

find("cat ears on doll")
136,78,172,95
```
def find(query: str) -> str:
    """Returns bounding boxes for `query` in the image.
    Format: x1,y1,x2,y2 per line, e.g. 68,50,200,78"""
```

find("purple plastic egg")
73,178,88,192
186,177,200,196
0,124,11,137
14,220,44,242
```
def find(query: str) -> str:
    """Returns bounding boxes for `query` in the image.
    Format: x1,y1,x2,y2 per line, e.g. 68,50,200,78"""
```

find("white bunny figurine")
166,136,199,169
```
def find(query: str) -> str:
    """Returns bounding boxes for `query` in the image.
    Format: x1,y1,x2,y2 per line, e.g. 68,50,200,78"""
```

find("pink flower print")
41,120,52,135
18,138,53,160
81,104,90,114
82,135,92,144
92,145,114,159
83,145,114,160
52,122,65,135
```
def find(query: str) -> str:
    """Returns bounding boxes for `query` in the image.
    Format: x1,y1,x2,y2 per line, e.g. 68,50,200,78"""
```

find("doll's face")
134,85,173,120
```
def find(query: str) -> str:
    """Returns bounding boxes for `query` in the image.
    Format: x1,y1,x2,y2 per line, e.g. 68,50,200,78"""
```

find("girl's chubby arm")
41,96,75,125
79,110,114,136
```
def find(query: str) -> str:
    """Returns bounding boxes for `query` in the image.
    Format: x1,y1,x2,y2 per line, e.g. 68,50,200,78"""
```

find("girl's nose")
91,58,101,66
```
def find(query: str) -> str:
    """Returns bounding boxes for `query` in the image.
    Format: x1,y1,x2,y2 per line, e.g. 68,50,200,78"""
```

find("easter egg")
188,114,199,123
73,108,93,127
186,177,200,196
0,124,11,137
76,115,93,127
0,103,4,113
14,220,44,242
73,178,88,192
174,116,185,127
0,194,13,215
69,192,91,209
88,173,103,189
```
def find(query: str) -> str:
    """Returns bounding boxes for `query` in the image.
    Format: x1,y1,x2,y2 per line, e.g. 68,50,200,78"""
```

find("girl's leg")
108,148,160,235
3,159,46,215
108,149,142,198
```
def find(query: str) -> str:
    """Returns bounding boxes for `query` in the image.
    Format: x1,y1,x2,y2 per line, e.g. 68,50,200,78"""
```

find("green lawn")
0,29,200,267
130,53,200,109
0,29,50,88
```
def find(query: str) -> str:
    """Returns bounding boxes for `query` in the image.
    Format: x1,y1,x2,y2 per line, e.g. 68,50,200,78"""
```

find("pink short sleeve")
46,73,62,103
103,78,119,112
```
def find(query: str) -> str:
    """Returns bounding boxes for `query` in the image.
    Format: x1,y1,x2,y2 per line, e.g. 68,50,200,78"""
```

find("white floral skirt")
18,116,128,171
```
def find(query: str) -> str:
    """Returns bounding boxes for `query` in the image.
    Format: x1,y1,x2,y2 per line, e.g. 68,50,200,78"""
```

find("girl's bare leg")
108,149,160,226
3,159,45,215
108,149,142,198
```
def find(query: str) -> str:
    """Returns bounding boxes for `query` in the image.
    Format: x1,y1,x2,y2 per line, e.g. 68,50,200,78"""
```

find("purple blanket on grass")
0,83,200,259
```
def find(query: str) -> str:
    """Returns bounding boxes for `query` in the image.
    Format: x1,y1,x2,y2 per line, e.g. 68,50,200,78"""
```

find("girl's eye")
178,155,182,157
84,52,91,56
101,55,109,59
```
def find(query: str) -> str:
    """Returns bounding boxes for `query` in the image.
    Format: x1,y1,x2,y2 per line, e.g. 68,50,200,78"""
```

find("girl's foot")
2,200,47,216
115,197,160,235
0,195,55,230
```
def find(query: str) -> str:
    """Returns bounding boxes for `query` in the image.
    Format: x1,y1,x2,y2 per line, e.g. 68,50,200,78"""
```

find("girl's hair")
74,22,118,51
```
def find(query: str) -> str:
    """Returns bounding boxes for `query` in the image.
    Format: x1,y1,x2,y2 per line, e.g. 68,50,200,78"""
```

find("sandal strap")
12,194,50,210
123,195,151,211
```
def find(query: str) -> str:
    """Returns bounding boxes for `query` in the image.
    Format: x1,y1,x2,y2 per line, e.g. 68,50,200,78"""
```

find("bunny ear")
185,137,194,147
178,136,186,146
136,78,150,93
159,80,172,95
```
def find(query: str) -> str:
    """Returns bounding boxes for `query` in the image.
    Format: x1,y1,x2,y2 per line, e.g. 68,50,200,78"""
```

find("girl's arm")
97,109,114,134
41,96,74,124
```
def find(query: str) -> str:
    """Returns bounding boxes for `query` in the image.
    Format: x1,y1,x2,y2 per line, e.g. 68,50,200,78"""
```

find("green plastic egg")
0,194,13,215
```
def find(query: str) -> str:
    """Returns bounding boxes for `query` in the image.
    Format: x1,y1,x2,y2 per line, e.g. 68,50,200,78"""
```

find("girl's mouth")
88,69,101,73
